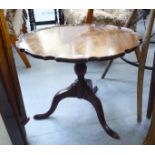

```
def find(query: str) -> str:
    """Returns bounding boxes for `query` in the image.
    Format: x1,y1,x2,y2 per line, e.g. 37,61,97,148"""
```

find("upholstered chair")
6,9,31,68
62,9,133,26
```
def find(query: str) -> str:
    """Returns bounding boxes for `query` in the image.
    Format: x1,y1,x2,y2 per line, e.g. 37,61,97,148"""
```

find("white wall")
0,114,12,145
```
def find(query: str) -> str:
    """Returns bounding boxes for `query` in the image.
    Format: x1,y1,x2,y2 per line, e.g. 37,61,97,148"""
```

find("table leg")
34,85,77,120
82,83,120,139
34,63,119,139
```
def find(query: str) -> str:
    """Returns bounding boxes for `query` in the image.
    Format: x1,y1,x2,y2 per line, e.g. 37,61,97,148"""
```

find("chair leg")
85,9,94,24
135,47,142,63
101,46,141,79
125,9,138,28
143,100,155,144
14,45,31,68
101,10,138,79
147,53,155,119
137,60,144,122
147,88,155,119
137,10,155,122
101,60,113,79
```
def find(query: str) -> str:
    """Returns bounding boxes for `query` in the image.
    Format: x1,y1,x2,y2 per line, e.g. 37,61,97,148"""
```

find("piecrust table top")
17,24,141,63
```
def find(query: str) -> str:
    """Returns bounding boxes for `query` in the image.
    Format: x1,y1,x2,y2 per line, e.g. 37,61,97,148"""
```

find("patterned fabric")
6,9,24,36
63,9,88,25
63,9,132,26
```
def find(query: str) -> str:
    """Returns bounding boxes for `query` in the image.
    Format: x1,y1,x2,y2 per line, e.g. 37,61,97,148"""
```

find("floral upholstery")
6,9,24,36
63,9,132,26
63,9,88,25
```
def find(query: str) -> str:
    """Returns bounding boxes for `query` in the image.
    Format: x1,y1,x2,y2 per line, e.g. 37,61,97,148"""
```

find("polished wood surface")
17,24,140,62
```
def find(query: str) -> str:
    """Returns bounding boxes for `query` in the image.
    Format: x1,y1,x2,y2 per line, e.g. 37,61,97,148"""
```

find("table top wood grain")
17,24,141,63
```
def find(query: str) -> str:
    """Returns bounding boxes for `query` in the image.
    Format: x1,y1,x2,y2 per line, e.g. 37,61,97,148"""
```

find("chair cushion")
63,9,132,26
102,9,132,26
63,9,88,25
6,9,24,36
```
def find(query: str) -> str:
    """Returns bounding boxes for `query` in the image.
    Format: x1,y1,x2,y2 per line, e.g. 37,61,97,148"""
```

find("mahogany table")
17,24,140,139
